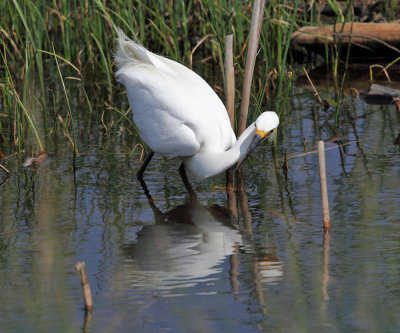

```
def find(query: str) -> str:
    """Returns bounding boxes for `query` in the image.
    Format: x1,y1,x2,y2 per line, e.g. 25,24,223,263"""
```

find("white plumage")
115,29,279,180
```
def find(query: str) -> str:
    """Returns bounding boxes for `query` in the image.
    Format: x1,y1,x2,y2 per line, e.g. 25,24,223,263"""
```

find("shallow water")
1,81,400,332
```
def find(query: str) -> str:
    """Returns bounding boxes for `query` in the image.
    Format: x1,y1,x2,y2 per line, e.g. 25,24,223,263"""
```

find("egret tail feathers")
115,29,155,72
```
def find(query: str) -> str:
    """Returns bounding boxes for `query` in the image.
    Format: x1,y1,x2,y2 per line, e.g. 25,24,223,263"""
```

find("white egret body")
115,30,279,180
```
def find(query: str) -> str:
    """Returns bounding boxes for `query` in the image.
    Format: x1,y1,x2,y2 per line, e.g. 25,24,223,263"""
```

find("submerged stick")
322,228,330,302
238,0,266,135
318,141,331,230
75,262,93,312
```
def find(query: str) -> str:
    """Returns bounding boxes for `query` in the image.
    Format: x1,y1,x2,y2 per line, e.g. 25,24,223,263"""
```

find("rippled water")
1,81,400,332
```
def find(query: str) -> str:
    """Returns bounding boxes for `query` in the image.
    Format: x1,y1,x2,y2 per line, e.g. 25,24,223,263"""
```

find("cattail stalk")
238,0,266,135
318,141,331,230
224,34,238,218
76,262,93,312
225,34,235,127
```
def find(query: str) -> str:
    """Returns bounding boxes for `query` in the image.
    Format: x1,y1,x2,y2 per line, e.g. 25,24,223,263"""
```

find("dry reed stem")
303,67,323,103
267,210,306,226
130,143,145,162
0,151,24,161
225,34,235,127
318,141,331,230
75,262,93,312
369,64,391,82
190,34,214,67
0,163,10,188
287,140,356,159
57,115,75,150
224,34,238,219
0,163,10,176
101,110,108,132
238,0,266,136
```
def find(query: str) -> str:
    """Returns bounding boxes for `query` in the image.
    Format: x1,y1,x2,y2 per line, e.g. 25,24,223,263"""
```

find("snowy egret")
115,30,279,181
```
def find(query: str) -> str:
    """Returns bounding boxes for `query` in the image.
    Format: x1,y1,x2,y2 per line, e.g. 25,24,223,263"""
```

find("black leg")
179,163,197,204
138,176,164,222
136,150,154,180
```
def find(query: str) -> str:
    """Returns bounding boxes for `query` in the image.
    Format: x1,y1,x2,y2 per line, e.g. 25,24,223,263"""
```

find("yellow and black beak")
236,128,274,170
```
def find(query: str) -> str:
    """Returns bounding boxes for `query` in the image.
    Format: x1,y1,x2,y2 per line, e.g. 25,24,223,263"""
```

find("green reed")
2,0,381,154
1,48,43,151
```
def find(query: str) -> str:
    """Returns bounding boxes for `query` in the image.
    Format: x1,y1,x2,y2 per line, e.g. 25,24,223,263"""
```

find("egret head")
236,111,279,169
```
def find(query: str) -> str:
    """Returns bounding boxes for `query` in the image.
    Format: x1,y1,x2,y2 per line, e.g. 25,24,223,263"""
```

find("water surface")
0,80,400,332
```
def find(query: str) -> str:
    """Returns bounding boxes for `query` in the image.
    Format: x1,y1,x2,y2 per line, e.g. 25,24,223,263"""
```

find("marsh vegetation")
1,1,400,332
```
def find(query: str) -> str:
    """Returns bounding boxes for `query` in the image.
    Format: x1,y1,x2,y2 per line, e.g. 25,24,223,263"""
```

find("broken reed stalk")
303,67,323,104
238,0,266,136
0,163,10,176
225,34,238,219
318,141,331,230
75,262,93,312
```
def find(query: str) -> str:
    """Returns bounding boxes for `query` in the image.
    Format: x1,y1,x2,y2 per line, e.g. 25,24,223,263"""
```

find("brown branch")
334,33,400,55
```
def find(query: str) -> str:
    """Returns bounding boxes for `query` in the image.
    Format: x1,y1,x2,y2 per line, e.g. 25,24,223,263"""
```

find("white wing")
115,31,236,156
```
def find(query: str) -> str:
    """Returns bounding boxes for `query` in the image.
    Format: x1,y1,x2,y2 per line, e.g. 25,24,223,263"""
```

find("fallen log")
291,22,400,60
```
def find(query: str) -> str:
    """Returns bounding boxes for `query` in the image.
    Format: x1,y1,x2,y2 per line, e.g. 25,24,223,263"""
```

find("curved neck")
186,123,256,180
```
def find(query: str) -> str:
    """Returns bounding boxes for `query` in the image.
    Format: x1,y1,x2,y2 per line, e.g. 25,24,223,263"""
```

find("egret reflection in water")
120,179,283,294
